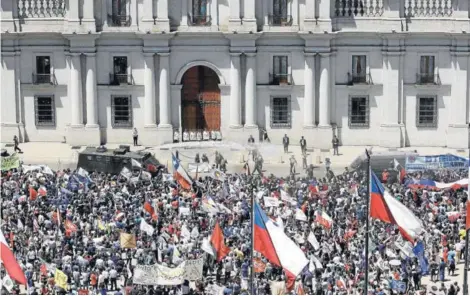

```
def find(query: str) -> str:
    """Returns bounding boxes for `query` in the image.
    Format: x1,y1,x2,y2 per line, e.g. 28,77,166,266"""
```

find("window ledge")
411,84,442,90
21,84,66,91
336,83,382,90
265,84,294,91
97,85,144,91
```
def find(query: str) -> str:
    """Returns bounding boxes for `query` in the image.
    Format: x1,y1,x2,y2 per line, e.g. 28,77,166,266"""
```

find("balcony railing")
268,15,293,26
32,73,53,84
18,0,66,18
335,0,384,17
109,73,132,85
108,14,131,27
269,73,292,85
416,73,440,85
404,0,452,17
189,14,212,26
348,72,372,85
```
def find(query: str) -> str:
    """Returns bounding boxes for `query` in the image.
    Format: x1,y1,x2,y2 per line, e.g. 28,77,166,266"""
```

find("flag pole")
364,149,371,295
251,184,255,294
463,149,469,295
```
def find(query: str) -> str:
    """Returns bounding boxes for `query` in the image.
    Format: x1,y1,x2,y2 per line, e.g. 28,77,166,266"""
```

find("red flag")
466,201,470,230
38,186,47,197
399,168,406,184
144,201,158,221
210,222,230,262
65,220,77,233
29,187,38,201
285,269,296,292
343,230,357,241
0,230,27,284
40,264,48,276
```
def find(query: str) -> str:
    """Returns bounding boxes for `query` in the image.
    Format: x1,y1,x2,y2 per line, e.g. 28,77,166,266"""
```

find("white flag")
40,165,54,175
181,225,191,242
131,158,142,168
140,219,154,236
77,167,89,177
295,209,307,222
120,167,132,179
256,190,265,200
2,274,14,292
202,237,215,256
141,170,152,180
311,254,323,270
191,226,200,238
17,219,24,230
122,186,129,195
264,196,280,207
280,190,294,202
308,232,320,250
162,174,174,182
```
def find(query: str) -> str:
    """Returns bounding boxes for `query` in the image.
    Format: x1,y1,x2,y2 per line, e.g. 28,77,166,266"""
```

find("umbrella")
389,259,401,266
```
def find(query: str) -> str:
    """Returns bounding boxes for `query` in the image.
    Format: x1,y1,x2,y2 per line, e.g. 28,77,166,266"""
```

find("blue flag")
412,241,429,275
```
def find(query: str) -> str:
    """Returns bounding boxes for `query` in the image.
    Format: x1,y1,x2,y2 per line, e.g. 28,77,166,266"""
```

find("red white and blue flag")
254,202,308,278
370,170,423,242
172,153,193,190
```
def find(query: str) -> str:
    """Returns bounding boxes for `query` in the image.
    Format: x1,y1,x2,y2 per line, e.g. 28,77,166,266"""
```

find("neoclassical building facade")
1,0,470,148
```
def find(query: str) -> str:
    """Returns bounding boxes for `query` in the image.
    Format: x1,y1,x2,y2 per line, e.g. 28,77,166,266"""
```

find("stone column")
69,54,83,127
158,53,171,128
82,0,96,31
305,0,315,20
380,52,403,148
243,0,256,30
229,0,241,27
0,53,19,143
318,54,330,127
230,53,242,128
144,53,157,127
181,0,188,26
245,53,257,128
141,0,155,30
447,53,470,148
130,0,138,27
156,0,169,31
304,53,315,127
85,53,98,127
210,0,219,29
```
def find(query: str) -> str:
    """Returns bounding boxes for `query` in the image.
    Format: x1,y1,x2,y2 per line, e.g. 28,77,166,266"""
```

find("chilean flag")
407,178,468,190
370,170,423,242
172,153,193,190
0,230,27,285
254,202,308,277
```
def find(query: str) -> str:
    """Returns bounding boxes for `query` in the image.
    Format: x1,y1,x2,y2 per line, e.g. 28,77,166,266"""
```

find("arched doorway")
181,66,221,137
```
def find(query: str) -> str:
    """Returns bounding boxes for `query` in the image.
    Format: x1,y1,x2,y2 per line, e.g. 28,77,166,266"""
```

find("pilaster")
230,52,242,128
155,0,170,32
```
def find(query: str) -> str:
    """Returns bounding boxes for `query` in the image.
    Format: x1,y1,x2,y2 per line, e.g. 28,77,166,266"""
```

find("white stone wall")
1,0,470,148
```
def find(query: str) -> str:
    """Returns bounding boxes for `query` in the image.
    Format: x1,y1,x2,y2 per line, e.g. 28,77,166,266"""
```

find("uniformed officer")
282,134,289,153
194,153,201,164
300,136,307,154
215,151,222,169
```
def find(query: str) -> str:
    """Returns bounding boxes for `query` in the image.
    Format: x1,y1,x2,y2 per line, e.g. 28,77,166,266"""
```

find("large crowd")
0,154,468,295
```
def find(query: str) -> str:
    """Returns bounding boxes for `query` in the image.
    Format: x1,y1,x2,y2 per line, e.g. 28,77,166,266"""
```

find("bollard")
316,155,321,164
279,155,283,164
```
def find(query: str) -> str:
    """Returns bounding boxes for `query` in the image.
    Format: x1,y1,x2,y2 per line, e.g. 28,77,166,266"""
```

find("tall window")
273,0,288,17
35,56,51,84
112,0,126,16
417,96,437,127
112,96,132,127
272,56,289,84
270,97,291,128
193,0,207,17
34,96,55,126
348,96,369,127
272,0,289,25
111,0,128,26
351,55,367,83
113,56,128,84
419,56,435,83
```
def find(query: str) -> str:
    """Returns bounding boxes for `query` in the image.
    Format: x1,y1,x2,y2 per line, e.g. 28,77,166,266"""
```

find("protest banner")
1,154,20,171
183,257,204,281
133,262,186,285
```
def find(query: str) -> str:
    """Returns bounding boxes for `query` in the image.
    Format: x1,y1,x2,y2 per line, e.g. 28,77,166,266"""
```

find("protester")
0,154,468,295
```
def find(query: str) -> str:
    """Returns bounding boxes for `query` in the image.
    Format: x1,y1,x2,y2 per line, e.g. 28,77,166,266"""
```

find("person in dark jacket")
282,134,289,153
332,135,339,155
13,135,23,153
